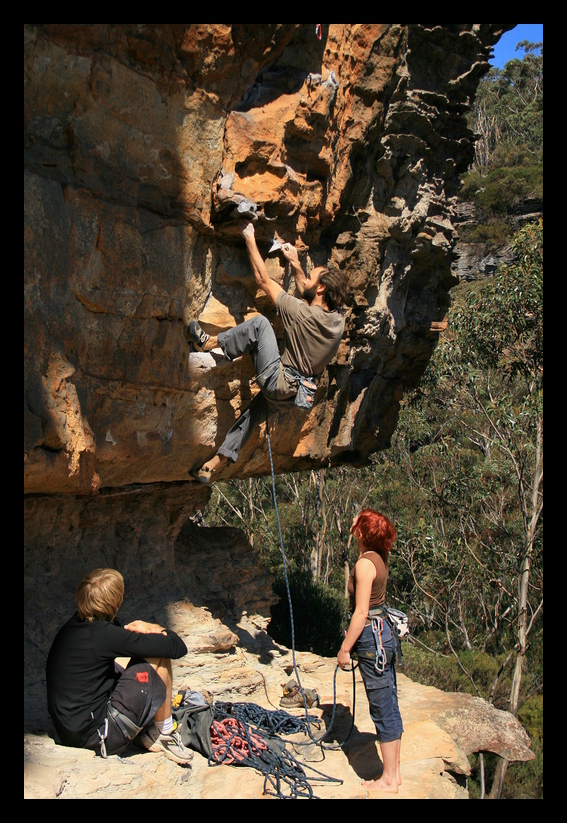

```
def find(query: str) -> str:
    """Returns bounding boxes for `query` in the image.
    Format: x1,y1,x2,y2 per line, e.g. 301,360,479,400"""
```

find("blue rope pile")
210,701,342,799
215,701,321,737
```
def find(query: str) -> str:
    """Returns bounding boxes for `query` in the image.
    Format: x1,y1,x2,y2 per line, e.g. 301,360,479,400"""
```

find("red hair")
355,509,397,560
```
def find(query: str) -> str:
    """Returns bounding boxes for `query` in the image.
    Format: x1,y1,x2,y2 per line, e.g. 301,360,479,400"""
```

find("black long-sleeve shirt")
46,613,187,747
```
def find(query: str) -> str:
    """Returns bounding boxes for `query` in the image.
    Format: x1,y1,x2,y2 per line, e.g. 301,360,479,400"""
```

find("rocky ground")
24,613,533,801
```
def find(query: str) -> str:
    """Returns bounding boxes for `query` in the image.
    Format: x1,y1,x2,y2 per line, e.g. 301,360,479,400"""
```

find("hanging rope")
265,411,359,752
204,409,362,797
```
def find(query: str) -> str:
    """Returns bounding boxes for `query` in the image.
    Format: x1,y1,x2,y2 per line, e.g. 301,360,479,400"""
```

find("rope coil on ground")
208,702,340,799
210,716,268,766
216,701,321,737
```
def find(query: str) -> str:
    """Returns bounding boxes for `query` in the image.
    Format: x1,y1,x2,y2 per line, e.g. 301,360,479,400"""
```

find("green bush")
460,163,543,218
503,695,543,799
457,220,512,245
268,569,349,658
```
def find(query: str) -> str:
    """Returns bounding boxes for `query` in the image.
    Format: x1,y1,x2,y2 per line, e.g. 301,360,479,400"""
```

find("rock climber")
46,568,194,765
187,221,347,483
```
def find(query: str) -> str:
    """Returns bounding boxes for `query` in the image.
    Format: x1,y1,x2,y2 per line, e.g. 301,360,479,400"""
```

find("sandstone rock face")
25,23,512,494
25,25,530,799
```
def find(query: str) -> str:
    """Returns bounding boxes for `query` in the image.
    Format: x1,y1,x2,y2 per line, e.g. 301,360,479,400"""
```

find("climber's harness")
96,702,144,758
350,605,409,673
251,361,280,390
251,363,318,411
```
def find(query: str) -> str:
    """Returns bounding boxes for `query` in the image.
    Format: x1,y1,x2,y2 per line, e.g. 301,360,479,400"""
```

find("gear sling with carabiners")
351,604,404,672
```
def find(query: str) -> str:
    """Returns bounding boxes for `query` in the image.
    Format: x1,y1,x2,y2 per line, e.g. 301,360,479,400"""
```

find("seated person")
46,568,193,764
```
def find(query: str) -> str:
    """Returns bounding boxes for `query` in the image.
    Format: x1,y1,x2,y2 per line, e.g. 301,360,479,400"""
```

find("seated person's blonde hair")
75,568,124,622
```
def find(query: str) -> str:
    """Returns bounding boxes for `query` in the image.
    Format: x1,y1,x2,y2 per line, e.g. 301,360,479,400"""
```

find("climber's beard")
303,285,317,305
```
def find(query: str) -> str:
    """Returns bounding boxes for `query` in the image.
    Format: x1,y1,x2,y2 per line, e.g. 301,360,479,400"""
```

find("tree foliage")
459,41,543,250
468,41,543,172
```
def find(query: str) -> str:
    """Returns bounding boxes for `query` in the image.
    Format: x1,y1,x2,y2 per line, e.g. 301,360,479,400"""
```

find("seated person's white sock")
155,716,174,736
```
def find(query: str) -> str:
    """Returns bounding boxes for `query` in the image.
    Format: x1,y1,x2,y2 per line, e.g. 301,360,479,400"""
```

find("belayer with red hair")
338,509,403,793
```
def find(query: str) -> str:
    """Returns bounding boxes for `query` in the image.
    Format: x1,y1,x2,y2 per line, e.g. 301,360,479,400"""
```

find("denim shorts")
354,619,404,743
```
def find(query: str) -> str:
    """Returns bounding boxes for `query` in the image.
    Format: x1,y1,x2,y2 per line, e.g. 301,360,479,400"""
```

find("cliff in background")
25,23,513,494
25,25,534,799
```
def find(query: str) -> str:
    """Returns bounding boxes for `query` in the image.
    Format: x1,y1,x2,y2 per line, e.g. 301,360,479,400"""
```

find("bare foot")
361,776,399,794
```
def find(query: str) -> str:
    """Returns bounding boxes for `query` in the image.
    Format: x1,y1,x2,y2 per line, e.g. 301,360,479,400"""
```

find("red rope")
210,717,268,765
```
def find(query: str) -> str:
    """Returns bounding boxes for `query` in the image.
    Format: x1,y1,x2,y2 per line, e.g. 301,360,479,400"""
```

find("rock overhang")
25,23,514,495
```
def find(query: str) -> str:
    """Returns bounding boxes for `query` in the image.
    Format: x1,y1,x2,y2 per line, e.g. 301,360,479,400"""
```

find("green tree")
393,220,543,796
469,41,543,171
459,40,543,251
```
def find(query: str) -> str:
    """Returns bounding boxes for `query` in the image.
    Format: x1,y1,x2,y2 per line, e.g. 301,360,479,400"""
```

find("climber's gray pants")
216,316,284,463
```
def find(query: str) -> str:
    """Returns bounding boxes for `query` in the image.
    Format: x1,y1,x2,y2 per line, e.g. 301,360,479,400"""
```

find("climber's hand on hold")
240,221,255,241
281,242,300,266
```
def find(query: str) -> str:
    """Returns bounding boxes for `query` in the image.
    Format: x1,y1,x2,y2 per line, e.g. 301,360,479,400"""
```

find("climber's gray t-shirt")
273,291,345,401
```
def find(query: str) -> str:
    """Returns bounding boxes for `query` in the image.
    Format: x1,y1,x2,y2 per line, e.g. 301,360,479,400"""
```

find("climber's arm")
241,222,283,307
280,243,309,296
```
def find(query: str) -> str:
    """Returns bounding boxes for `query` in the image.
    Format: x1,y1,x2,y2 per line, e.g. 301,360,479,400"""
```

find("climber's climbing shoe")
186,320,210,352
189,466,214,484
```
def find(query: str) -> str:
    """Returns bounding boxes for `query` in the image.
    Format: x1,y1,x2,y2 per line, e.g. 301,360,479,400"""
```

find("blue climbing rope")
265,410,358,752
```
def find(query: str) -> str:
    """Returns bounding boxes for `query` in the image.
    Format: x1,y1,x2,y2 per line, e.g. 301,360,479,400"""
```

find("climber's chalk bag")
285,367,318,411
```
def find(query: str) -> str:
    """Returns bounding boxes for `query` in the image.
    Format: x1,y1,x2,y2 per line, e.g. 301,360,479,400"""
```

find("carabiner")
371,616,386,674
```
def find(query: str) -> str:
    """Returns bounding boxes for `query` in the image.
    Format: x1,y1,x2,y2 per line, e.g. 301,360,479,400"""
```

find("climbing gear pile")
207,701,341,799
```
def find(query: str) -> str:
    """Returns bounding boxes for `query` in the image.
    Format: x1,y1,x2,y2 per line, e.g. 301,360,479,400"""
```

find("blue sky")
490,24,543,69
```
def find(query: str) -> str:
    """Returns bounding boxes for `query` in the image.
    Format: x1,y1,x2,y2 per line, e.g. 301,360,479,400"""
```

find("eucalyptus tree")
389,221,542,797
